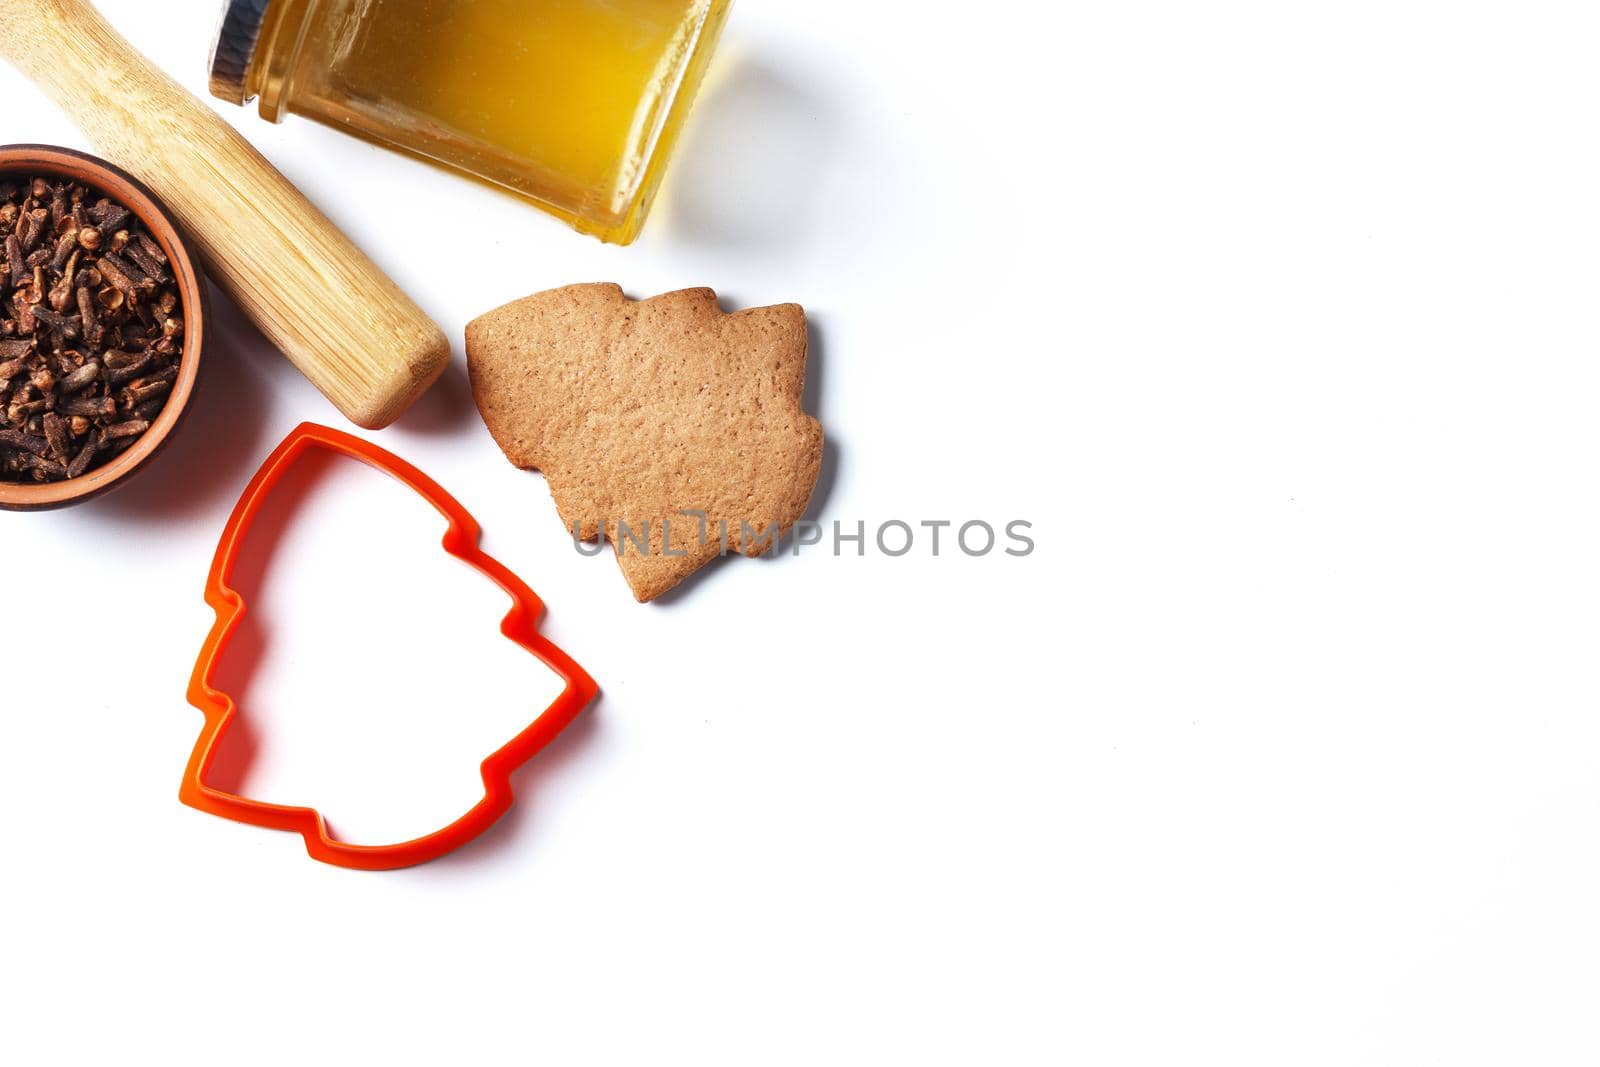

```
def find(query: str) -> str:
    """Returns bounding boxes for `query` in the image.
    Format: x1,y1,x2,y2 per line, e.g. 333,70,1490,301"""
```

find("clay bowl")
0,144,207,511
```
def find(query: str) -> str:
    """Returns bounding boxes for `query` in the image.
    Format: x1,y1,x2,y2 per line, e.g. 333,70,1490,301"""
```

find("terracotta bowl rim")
0,143,207,512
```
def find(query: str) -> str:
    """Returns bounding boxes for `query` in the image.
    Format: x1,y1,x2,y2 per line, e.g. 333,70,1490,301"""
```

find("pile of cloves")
0,175,184,483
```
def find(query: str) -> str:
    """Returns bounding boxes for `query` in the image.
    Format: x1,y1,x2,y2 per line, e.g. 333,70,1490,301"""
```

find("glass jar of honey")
209,0,732,244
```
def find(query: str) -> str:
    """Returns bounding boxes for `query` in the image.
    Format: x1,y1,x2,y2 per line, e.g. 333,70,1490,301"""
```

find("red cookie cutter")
182,422,598,870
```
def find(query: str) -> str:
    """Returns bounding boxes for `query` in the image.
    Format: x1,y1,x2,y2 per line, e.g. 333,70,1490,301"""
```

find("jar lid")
208,0,272,105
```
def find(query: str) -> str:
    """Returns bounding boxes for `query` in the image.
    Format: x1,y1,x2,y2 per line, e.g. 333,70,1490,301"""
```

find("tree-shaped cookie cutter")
182,422,598,870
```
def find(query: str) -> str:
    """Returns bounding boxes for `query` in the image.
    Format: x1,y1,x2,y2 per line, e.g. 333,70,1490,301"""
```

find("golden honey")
211,0,732,243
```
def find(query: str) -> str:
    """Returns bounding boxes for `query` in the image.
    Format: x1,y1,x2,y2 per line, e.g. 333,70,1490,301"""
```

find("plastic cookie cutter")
182,422,599,870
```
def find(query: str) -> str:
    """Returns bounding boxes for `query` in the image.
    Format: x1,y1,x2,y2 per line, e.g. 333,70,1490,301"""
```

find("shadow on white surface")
393,354,479,439
660,58,840,256
92,281,277,522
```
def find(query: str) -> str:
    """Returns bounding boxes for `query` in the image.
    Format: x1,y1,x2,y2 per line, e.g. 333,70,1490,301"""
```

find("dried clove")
0,175,185,483
58,361,100,394
65,434,97,478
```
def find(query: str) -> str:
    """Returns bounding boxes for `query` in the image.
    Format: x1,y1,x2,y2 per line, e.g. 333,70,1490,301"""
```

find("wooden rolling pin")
0,0,450,429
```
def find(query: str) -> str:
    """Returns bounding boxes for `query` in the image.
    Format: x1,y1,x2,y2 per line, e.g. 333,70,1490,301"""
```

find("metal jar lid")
208,0,273,105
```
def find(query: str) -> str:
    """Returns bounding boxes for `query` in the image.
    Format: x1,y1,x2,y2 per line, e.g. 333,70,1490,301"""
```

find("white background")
3,1,1599,1062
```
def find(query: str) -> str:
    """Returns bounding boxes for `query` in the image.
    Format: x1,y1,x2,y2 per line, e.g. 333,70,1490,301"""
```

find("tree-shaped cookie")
467,284,824,601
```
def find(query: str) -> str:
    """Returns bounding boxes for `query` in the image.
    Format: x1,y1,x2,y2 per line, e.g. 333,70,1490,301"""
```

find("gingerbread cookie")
466,284,824,601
